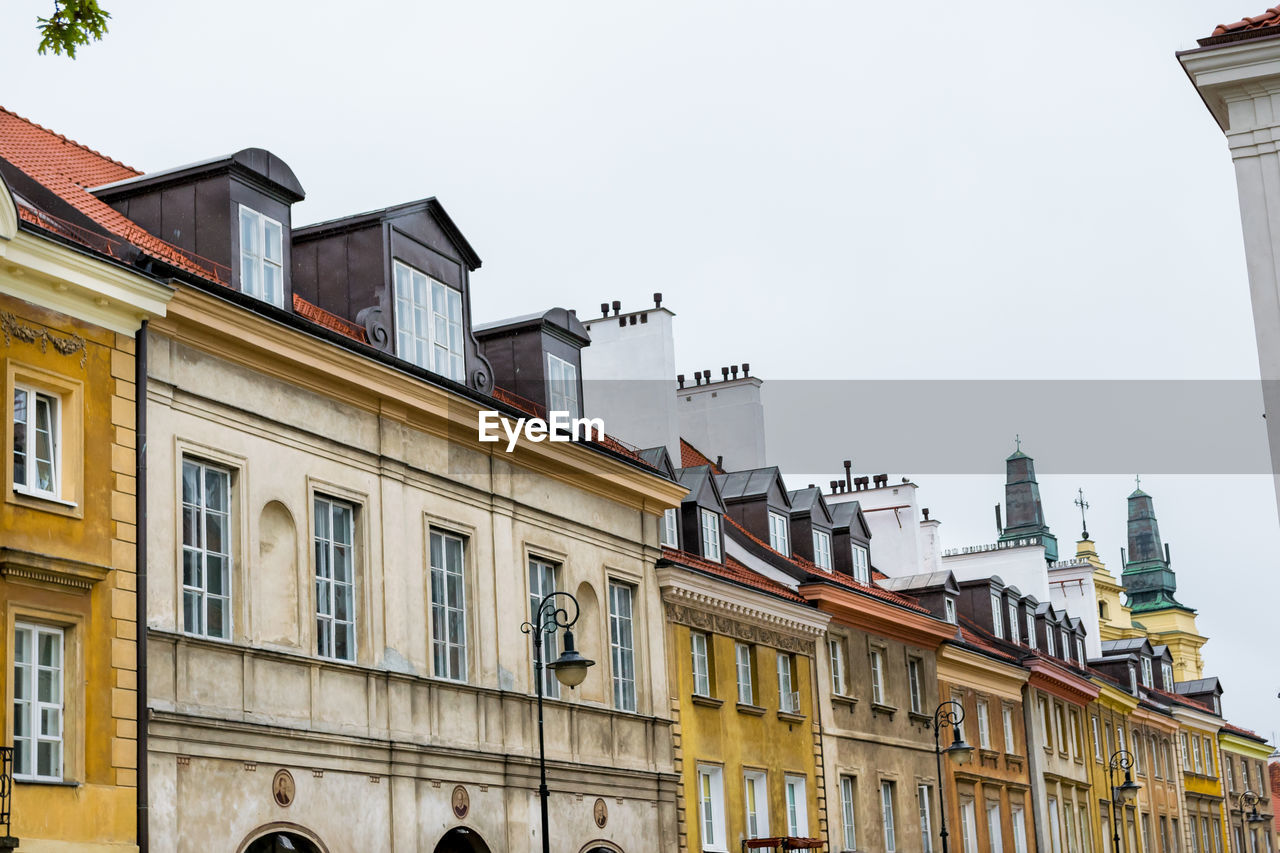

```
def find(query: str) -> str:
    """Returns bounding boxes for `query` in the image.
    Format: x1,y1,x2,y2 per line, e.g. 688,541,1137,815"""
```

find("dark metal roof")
293,197,482,271
1174,677,1222,696
639,446,678,480
1102,638,1152,655
91,147,306,203
715,467,790,505
474,307,590,346
678,465,725,510
879,570,959,594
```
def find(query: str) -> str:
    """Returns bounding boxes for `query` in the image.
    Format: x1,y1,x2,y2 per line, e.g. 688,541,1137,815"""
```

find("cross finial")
1135,474,1141,492
1074,487,1090,539
1015,434,1021,452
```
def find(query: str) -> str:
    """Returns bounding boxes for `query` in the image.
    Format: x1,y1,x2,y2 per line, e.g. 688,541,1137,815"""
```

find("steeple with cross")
1074,488,1090,540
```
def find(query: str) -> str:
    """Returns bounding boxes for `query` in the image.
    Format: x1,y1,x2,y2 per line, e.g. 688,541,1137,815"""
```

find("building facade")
1220,725,1274,853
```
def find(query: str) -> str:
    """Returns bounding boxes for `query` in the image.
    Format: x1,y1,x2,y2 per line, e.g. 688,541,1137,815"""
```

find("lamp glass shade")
947,731,974,767
548,629,594,688
1118,775,1141,805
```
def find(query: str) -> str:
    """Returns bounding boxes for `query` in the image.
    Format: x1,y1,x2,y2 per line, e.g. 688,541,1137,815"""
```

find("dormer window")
1008,601,1020,644
769,511,790,554
812,531,832,570
1128,664,1137,692
851,544,869,584
1161,662,1174,688
546,353,580,418
238,205,284,307
990,593,1004,638
700,509,722,562
1060,629,1070,656
943,597,957,624
1076,638,1086,667
1140,657,1153,688
1045,625,1055,656
393,260,464,381
660,508,679,548
1026,607,1037,649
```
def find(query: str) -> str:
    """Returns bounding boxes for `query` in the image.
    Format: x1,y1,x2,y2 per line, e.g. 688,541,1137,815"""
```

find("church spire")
998,439,1058,561
1121,481,1186,612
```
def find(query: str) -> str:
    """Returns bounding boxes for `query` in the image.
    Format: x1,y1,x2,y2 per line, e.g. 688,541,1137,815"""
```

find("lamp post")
1238,790,1266,827
928,700,974,853
521,591,595,853
1107,749,1141,853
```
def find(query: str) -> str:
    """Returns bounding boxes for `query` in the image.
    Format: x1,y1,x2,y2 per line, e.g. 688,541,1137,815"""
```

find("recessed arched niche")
256,500,300,647
574,581,604,704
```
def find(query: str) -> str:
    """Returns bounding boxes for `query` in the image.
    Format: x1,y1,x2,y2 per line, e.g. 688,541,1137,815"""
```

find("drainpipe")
135,319,149,853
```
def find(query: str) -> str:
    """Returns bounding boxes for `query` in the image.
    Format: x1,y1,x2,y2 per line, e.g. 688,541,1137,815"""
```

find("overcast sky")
5,1,1278,738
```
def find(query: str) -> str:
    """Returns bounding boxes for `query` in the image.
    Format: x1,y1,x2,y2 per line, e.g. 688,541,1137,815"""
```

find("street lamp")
522,591,595,853
1107,749,1141,853
928,700,974,853
1238,790,1266,825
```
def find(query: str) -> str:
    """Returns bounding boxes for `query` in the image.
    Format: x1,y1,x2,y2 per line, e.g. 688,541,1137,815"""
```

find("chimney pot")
730,365,739,379
721,367,729,381
923,508,930,521
843,459,852,490
612,300,621,316
677,374,685,389
829,480,839,493
702,369,711,382
715,455,723,469
741,363,750,377
600,303,609,317
654,292,663,308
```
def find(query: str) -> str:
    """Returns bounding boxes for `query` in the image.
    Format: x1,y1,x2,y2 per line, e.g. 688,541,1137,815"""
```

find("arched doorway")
433,826,492,853
244,831,322,853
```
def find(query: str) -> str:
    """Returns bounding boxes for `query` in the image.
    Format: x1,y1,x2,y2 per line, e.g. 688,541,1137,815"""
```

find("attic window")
943,597,956,624
812,530,832,570
393,260,464,382
1161,661,1173,688
1140,657,1153,688
851,544,869,584
768,511,789,555
238,205,284,307
546,353,580,419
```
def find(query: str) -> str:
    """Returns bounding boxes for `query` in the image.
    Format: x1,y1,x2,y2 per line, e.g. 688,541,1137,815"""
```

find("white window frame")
909,658,923,713
987,802,1004,853
1012,805,1028,853
1003,705,1016,753
991,592,1004,637
1009,601,1021,644
545,352,580,419
691,631,711,698
1092,715,1103,761
392,259,465,381
736,642,754,705
786,775,809,837
660,507,679,548
13,622,64,781
238,204,284,307
852,544,870,583
315,495,357,662
1048,796,1063,853
1026,606,1037,649
960,799,978,853
944,597,957,624
1045,622,1056,656
1077,638,1087,667
700,509,722,562
870,649,885,705
744,770,769,839
181,458,232,640
1162,662,1174,688
777,653,798,714
609,581,636,712
840,776,857,850
430,529,467,681
11,385,60,499
697,765,726,852
977,699,991,749
812,530,832,570
529,557,560,699
881,781,897,852
768,511,790,554
829,638,845,697
919,784,935,853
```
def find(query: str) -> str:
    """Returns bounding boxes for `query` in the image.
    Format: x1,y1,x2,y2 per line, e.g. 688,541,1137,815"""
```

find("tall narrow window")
1091,716,1103,760
960,800,977,853
393,260,465,381
1009,601,1021,644
429,530,466,680
1003,705,1016,753
545,353,580,418
13,623,63,781
768,511,789,554
991,592,1004,637
1162,661,1174,689
315,496,356,662
1070,710,1083,757
1045,624,1056,656
529,558,559,699
736,642,754,704
1048,796,1063,853
691,632,711,697
12,386,59,498
182,459,232,639
812,530,832,570
976,699,991,749
919,785,935,853
1054,704,1067,753
870,649,885,704
1192,735,1202,773
1026,606,1037,649
987,802,1004,853
786,775,808,836
881,781,897,852
609,582,636,711
829,638,845,696
777,653,798,713
840,776,857,850
852,544,870,583
909,658,923,712
944,597,957,623
744,771,768,839
700,509,721,562
1080,806,1093,853
660,507,679,548
1012,806,1028,853
1039,697,1052,749
1076,638,1087,667
238,205,284,306
697,766,725,851
1202,737,1214,776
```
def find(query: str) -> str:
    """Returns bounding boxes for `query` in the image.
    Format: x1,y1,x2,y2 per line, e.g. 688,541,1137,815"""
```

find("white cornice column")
1182,34,1280,513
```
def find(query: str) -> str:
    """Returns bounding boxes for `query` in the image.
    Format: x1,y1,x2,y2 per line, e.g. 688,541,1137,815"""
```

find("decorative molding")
663,599,817,657
0,311,87,368
355,304,391,354
0,547,110,590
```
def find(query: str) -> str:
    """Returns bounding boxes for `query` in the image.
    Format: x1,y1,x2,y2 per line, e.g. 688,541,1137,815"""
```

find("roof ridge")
0,105,141,177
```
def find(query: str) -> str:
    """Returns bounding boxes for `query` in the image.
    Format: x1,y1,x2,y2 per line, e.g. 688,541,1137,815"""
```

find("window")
12,386,59,498
1039,697,1052,749
944,597,957,624
919,785,935,853
840,776,857,850
1003,705,1016,753
1190,816,1202,853
1133,730,1144,775
1061,629,1070,657
1144,814,1154,853
13,623,63,781
976,699,991,749
238,205,284,306
744,771,769,839
1054,703,1068,754
691,632,711,698
529,558,559,699
1162,662,1174,688
1102,814,1113,853
960,800,978,853
1065,803,1077,853
991,592,1004,637
1128,663,1138,691
777,653,798,713
829,639,845,697
660,508,679,548
1045,623,1055,656
1192,734,1203,773
909,658,923,713
1012,806,1028,853
1026,606,1037,649
1048,796,1063,853
812,530,832,570
1152,735,1162,779
315,496,356,662
952,691,967,742
697,766,725,851
1091,715,1102,760
1116,724,1127,758
786,775,808,836
881,781,897,852
1070,711,1083,758
987,802,1004,853
609,581,636,712
1181,733,1191,769
700,509,722,562
852,544,870,583
768,511,789,554
870,649,885,705
1201,816,1211,853
1141,655,1154,687
546,353,580,418
1173,819,1181,853
1079,805,1092,853
736,643,755,705
1076,639,1087,667
182,459,232,639
1201,737,1214,776
392,260,464,381
1009,601,1021,644
428,530,468,680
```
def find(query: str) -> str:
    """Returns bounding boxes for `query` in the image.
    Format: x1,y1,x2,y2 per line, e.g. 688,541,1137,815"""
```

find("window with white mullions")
13,623,63,781
12,386,59,498
777,653,798,713
430,530,467,681
700,509,721,562
393,260,465,381
840,776,857,850
785,775,808,836
609,581,636,712
182,459,232,639
660,507,679,548
546,353,580,419
736,642,754,705
812,530,832,570
314,496,356,662
768,511,789,554
528,558,559,699
238,205,284,307
744,770,769,839
852,544,870,583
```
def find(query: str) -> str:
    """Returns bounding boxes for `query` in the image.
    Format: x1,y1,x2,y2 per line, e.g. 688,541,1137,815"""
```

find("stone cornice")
1093,681,1140,714
1025,659,1099,705
798,582,953,648
659,580,825,658
937,644,1027,701
1218,730,1274,759
0,546,111,591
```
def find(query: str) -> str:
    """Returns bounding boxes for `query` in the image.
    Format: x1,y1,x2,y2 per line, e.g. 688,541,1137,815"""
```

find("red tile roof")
679,438,722,473
661,547,806,604
1211,6,1280,36
0,106,226,282
293,294,367,343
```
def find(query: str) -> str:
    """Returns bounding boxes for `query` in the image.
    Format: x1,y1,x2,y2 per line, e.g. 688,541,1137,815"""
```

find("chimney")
829,480,840,493
612,300,621,316
702,369,711,384
694,372,702,386
873,474,888,488
654,292,663,308
715,455,723,469
995,504,1003,535
843,459,852,490
677,374,685,389
721,367,729,381
600,302,609,318
730,365,739,379
922,508,930,521
741,363,750,377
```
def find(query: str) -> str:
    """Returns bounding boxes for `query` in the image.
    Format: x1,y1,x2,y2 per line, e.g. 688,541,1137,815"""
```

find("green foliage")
36,0,111,58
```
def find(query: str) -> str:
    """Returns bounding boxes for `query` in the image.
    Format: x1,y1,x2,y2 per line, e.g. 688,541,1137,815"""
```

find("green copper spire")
1121,483,1188,613
998,440,1058,561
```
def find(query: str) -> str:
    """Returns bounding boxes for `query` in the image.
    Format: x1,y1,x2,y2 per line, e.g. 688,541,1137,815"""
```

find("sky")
4,1,1278,738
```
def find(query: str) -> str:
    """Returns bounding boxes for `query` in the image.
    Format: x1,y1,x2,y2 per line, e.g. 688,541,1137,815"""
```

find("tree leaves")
36,0,111,58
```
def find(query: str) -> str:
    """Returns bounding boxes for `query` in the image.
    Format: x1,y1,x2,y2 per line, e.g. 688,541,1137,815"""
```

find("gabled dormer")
475,308,590,417
787,486,834,570
958,576,1007,640
290,197,494,393
830,500,872,583
677,465,727,563
1152,645,1176,692
1174,677,1224,717
641,447,681,549
714,467,792,554
879,571,960,624
92,148,305,308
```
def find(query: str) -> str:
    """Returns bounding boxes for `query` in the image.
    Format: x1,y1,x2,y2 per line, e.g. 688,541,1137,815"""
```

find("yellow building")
0,154,170,851
1219,725,1274,853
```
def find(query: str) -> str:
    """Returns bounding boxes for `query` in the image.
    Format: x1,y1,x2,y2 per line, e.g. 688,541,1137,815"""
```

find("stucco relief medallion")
272,769,296,807
593,797,608,828
452,785,470,819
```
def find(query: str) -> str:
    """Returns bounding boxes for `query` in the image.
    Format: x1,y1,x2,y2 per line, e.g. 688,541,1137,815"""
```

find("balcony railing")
0,745,14,845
